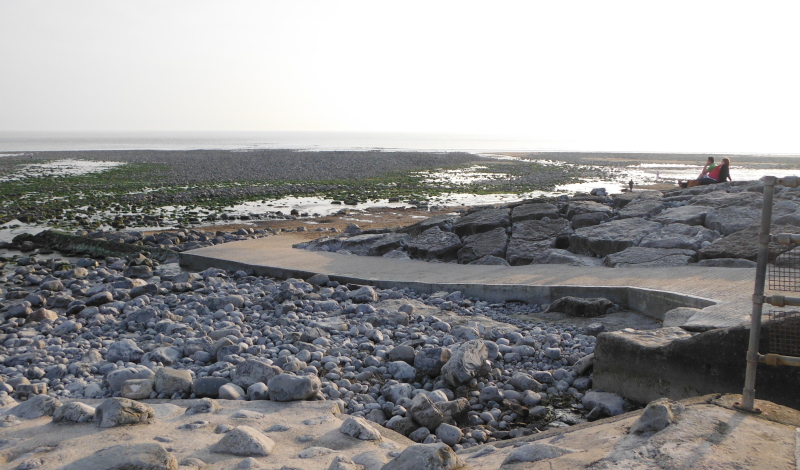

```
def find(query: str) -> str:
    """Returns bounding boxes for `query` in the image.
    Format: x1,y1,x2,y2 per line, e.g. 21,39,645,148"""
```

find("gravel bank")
0,250,619,452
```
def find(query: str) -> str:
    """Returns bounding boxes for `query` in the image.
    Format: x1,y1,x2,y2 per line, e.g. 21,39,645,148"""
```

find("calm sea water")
0,131,588,153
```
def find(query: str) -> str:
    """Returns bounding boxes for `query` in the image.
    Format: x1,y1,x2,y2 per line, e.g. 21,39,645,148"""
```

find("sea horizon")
1,131,797,156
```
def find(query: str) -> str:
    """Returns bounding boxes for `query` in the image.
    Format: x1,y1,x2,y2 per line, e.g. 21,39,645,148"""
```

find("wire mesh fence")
768,309,800,357
768,245,800,292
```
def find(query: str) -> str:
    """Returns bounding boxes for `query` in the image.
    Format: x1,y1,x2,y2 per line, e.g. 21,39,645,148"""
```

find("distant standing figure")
628,179,634,192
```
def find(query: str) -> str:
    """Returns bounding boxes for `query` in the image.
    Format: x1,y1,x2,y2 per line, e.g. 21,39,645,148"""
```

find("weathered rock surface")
527,248,604,266
690,190,762,208
611,190,662,209
154,367,192,396
582,391,629,417
629,398,684,434
440,340,489,387
570,211,611,229
52,401,96,423
502,442,577,464
8,394,62,419
639,223,720,250
95,397,155,428
695,258,757,268
233,358,283,389
414,348,452,377
468,255,510,265
456,227,508,264
545,296,618,317
340,234,392,256
704,205,761,235
604,247,696,267
409,393,444,431
192,376,230,398
368,233,413,256
268,374,322,401
211,425,276,456
511,202,560,222
617,198,665,219
106,339,145,363
565,200,612,220
652,205,711,226
452,207,510,236
569,218,662,257
60,443,178,470
381,443,467,470
698,224,800,261
397,214,459,236
406,227,462,260
592,324,800,408
185,397,221,415
506,219,572,265
340,416,382,441
120,378,154,400
106,365,155,392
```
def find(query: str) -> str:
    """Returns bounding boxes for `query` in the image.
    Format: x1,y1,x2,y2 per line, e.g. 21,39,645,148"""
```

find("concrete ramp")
180,235,754,327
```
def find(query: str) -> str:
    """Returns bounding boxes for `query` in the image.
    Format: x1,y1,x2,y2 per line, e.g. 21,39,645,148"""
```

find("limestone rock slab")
511,202,560,222
406,227,462,261
639,223,720,250
267,374,322,401
604,247,695,267
95,397,155,428
617,198,664,219
565,200,611,220
452,207,510,236
704,205,761,235
440,339,489,387
456,227,508,264
568,218,662,257
652,205,711,226
211,425,276,456
381,443,466,470
60,443,177,470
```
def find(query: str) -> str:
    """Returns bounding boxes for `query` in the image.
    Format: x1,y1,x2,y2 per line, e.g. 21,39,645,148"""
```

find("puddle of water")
0,159,124,182
415,165,509,185
427,192,555,206
0,220,46,243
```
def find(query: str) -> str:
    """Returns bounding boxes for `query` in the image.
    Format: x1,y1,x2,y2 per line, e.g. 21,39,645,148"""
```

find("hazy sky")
1,1,799,153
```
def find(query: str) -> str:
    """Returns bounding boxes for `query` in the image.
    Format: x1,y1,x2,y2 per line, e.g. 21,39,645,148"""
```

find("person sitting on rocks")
679,157,731,187
698,157,732,185
699,156,717,178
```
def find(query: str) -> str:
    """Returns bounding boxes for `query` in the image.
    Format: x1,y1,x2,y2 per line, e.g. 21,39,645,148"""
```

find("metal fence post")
739,176,777,411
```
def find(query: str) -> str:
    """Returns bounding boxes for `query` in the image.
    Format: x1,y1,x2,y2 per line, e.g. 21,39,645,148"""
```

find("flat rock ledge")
1,394,797,470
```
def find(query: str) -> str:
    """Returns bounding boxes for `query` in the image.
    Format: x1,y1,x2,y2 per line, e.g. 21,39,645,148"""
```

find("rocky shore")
0,148,597,236
299,180,800,267
0,242,638,468
3,164,800,468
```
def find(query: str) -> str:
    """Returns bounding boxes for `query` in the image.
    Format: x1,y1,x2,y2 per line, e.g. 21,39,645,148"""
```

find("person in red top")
698,157,732,185
699,157,717,177
679,157,731,187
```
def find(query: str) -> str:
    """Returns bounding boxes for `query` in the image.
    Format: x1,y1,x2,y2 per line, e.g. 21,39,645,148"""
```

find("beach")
1,150,797,238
